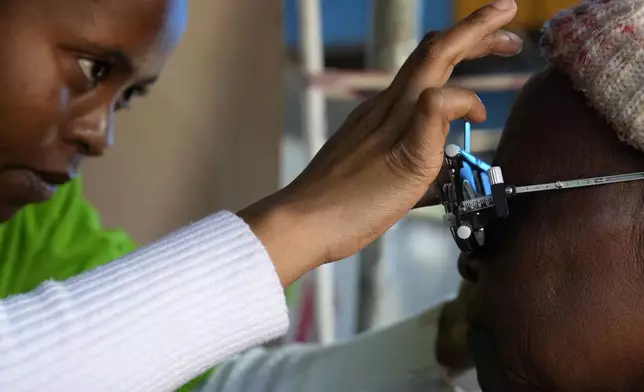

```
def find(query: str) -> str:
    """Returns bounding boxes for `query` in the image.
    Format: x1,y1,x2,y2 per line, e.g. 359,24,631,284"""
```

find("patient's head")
460,1,644,390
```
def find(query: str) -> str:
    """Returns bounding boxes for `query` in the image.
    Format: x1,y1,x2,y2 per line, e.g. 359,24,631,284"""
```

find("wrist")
238,193,322,287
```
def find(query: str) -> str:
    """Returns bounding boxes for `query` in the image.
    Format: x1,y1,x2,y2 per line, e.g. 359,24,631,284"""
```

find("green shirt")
0,177,136,297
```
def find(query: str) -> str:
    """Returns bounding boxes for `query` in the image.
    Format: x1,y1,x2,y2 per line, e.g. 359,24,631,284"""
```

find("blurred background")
80,0,576,375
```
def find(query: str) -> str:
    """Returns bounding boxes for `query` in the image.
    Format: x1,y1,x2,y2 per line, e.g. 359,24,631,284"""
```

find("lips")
3,167,72,204
30,169,72,187
19,170,57,202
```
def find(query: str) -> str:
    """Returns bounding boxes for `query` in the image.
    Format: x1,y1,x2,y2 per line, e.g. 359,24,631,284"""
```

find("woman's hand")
240,0,521,286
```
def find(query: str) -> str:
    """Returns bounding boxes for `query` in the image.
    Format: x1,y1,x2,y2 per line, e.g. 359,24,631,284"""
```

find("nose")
62,106,114,157
458,252,479,283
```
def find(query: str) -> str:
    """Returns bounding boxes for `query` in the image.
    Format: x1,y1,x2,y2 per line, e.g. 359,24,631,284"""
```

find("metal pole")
357,0,420,333
298,0,336,345
368,0,420,70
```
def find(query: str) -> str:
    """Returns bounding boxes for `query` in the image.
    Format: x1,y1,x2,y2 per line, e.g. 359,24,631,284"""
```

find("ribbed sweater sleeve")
0,211,289,392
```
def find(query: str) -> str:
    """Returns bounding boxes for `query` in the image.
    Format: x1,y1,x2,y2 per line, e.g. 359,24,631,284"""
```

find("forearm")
0,212,288,392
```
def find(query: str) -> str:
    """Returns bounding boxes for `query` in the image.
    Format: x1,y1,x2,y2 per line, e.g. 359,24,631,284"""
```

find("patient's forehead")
494,67,638,183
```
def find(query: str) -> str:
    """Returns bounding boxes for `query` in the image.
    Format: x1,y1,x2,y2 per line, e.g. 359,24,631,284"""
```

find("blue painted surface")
284,0,453,46
421,0,453,31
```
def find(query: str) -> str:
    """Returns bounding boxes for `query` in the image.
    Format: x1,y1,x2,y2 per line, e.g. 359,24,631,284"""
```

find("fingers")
430,0,518,71
407,87,486,166
416,86,486,125
464,30,522,60
390,0,518,98
382,25,519,128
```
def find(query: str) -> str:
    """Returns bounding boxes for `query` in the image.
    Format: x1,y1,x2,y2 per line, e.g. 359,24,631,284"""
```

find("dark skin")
460,66,644,392
0,0,186,221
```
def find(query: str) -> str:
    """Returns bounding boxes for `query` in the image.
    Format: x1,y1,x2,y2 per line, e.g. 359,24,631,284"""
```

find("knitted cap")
541,0,644,151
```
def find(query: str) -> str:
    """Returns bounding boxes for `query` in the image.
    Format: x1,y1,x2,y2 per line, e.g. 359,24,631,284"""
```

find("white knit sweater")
0,211,289,392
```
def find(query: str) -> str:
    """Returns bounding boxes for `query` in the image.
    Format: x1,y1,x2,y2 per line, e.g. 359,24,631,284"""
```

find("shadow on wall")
82,0,284,244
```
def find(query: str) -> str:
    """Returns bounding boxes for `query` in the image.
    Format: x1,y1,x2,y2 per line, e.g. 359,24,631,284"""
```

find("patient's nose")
458,252,479,283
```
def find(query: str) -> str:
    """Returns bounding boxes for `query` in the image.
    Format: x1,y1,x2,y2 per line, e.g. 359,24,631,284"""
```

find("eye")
76,57,113,87
115,85,148,111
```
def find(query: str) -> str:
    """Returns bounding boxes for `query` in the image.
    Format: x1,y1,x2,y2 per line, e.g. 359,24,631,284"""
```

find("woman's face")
0,0,186,220
461,68,644,392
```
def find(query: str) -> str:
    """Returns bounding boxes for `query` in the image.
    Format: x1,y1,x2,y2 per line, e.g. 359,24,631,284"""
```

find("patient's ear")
435,280,474,374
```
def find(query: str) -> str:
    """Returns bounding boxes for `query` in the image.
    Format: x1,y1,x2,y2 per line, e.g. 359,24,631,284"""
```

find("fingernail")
498,31,523,56
504,31,522,42
491,0,515,10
